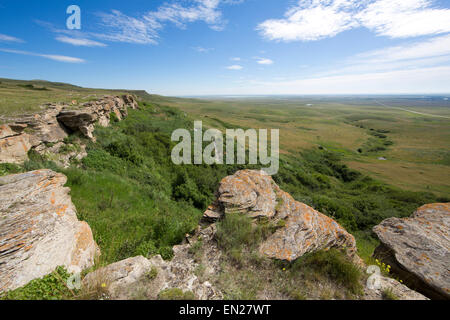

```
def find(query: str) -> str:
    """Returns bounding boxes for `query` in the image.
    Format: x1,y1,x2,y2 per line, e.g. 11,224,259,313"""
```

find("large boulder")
0,170,99,293
373,203,450,300
203,170,358,262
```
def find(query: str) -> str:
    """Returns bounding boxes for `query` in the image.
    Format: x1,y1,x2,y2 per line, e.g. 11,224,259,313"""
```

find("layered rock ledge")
0,95,138,166
203,170,358,262
373,203,450,300
0,170,99,293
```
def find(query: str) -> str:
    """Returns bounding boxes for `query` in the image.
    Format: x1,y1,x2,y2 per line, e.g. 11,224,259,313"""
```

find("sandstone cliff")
0,95,138,167
0,170,99,293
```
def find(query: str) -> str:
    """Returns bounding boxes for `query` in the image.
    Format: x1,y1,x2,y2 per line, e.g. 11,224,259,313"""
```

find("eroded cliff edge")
0,94,138,166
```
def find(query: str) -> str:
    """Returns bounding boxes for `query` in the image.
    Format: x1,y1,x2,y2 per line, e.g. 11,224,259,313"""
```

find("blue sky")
1,0,450,95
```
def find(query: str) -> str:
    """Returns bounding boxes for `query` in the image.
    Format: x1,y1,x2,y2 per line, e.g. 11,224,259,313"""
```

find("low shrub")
1,267,75,300
290,249,363,295
158,288,195,300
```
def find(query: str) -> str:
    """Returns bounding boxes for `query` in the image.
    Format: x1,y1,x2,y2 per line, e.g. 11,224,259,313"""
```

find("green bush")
158,288,195,300
0,163,22,176
291,249,363,294
216,213,255,253
1,267,75,300
382,288,398,300
109,112,119,123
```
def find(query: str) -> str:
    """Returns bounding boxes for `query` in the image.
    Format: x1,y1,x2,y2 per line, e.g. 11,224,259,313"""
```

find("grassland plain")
166,96,450,196
1,79,448,299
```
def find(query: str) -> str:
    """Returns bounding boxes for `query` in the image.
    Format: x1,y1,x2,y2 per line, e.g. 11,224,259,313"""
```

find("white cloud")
0,49,85,63
355,34,450,63
0,33,24,43
223,66,450,94
226,64,243,70
257,0,359,41
256,57,274,65
56,36,107,47
357,0,450,38
319,34,450,76
96,9,160,44
95,0,235,44
230,57,241,61
257,0,450,42
213,34,450,94
148,0,224,30
192,46,214,53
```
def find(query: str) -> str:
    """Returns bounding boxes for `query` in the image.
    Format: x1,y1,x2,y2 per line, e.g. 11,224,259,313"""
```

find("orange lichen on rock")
0,169,99,293
373,203,450,300
203,170,358,263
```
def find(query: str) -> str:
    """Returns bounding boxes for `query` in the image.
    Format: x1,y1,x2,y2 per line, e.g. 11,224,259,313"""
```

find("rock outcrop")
57,95,138,140
0,95,138,166
83,226,222,300
203,170,358,262
0,170,99,293
364,275,429,300
373,203,450,300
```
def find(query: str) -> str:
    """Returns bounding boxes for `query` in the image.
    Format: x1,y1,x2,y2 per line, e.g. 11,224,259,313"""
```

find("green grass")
289,249,363,295
0,78,154,120
158,288,195,300
382,288,399,300
1,267,76,300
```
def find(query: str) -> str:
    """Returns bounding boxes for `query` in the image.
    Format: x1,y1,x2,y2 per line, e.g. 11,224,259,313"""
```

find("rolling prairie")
163,95,450,196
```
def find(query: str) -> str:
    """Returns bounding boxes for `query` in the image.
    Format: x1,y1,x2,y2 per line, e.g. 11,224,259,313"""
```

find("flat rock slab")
364,275,429,300
0,170,99,293
373,203,450,300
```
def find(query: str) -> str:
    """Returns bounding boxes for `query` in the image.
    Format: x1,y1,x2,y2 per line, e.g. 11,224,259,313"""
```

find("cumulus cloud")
257,0,450,42
0,48,85,63
257,0,359,42
56,36,107,47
